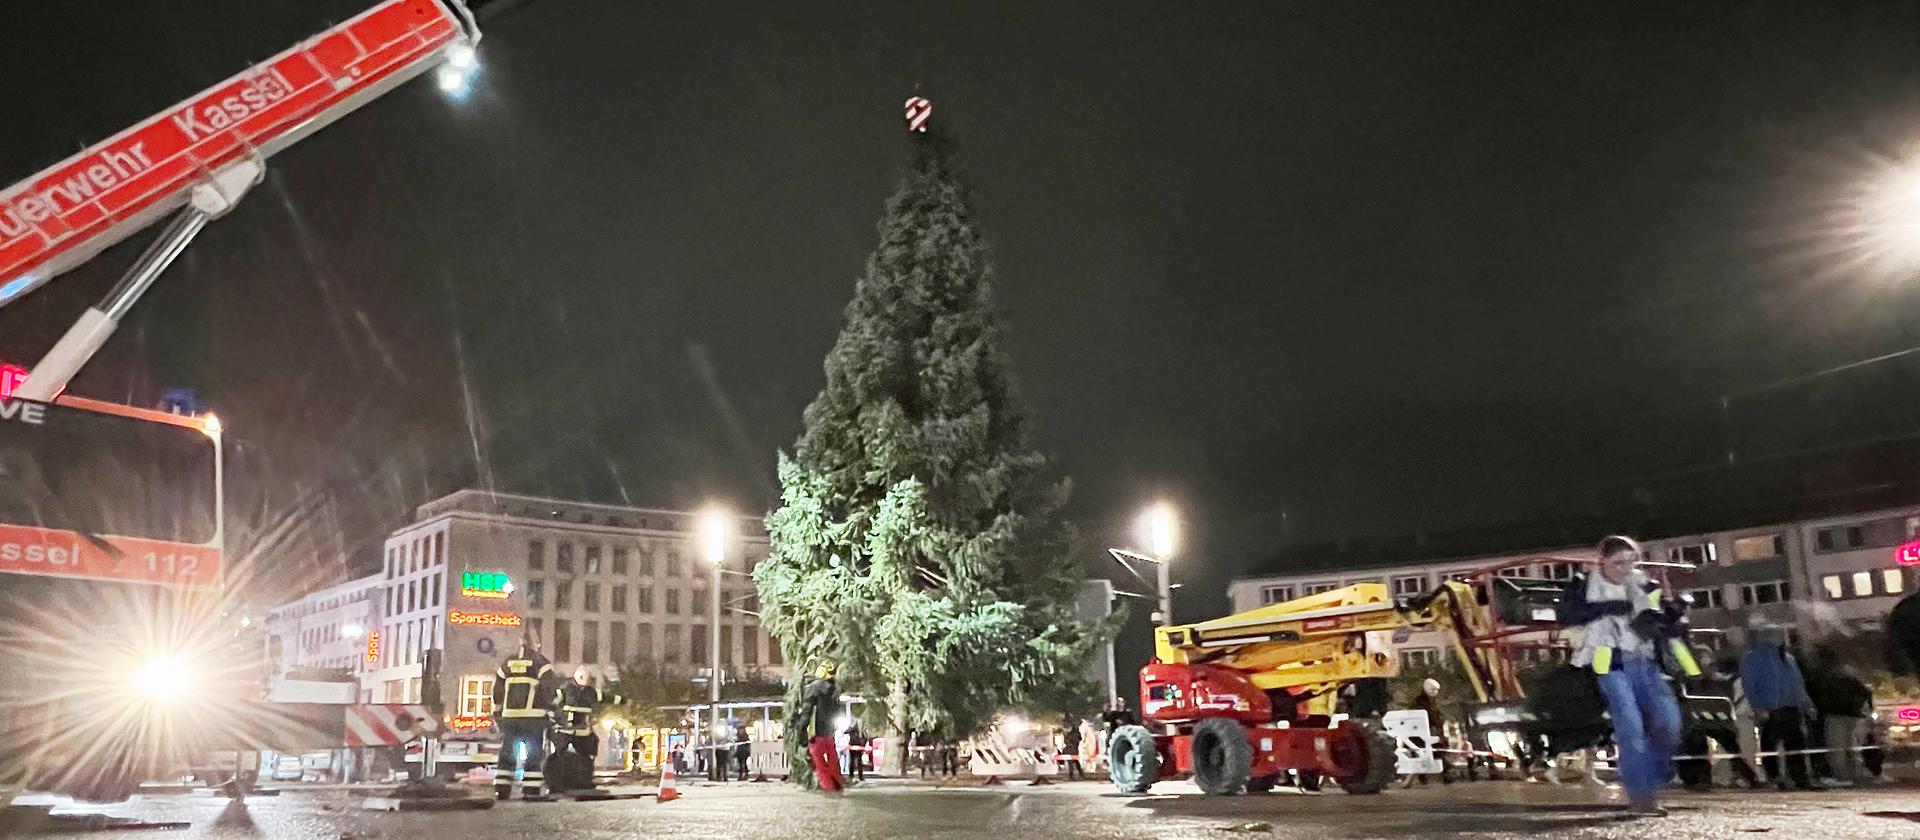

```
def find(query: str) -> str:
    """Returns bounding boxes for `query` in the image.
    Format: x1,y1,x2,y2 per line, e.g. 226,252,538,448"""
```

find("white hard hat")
1422,678,1441,694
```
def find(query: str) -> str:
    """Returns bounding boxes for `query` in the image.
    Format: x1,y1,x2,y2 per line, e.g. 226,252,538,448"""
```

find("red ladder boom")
0,0,474,308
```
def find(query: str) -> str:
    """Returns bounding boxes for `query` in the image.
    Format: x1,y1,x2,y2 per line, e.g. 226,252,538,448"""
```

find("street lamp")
698,505,733,777
1136,502,1179,625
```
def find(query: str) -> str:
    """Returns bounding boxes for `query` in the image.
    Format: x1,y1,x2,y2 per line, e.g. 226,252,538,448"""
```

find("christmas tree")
756,114,1114,779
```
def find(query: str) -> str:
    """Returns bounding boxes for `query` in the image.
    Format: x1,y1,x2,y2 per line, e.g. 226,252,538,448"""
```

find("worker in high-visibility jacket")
1560,535,1691,817
490,639,560,800
552,665,623,767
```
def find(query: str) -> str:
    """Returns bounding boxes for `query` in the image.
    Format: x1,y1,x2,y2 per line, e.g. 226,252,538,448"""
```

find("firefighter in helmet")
491,636,560,800
549,665,623,791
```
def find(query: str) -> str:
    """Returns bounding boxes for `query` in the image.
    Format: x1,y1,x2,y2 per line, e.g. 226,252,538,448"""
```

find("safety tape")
1422,744,1881,763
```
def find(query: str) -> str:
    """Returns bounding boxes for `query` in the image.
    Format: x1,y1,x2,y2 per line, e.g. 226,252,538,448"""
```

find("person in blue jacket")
1560,535,1687,817
1740,623,1819,790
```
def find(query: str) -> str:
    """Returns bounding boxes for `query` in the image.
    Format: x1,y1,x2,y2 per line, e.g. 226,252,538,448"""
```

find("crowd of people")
1399,535,1889,817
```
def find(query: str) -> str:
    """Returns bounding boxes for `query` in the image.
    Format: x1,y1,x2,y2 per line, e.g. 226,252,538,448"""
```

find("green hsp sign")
461,571,512,599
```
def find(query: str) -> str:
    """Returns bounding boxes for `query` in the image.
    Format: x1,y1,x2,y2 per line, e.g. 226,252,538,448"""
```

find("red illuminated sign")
1897,540,1920,567
0,364,26,399
448,610,522,627
365,631,381,664
0,0,464,302
446,715,493,732
1897,706,1920,724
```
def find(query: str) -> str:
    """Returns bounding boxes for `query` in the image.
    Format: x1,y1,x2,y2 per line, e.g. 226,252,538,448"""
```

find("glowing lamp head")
446,43,477,70
133,654,193,701
1137,501,1179,559
342,623,364,639
698,506,733,566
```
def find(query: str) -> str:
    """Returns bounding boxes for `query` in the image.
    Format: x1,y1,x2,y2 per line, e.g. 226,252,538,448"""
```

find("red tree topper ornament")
904,96,932,133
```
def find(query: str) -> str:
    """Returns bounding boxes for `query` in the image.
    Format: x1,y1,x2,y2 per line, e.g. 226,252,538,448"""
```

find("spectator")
1740,626,1819,790
1804,646,1872,785
1560,535,1683,817
846,723,869,782
1677,654,1759,789
1061,721,1085,781
733,723,752,780
1407,678,1452,785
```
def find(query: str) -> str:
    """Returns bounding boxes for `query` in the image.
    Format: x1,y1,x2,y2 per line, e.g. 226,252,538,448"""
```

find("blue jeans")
1596,656,1682,800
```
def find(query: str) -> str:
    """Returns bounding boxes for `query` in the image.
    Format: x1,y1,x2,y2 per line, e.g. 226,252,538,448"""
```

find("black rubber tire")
1247,775,1279,793
1190,717,1252,796
1107,725,1159,794
1332,720,1398,795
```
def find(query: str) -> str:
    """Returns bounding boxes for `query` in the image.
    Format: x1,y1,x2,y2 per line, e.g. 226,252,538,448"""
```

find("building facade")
362,490,782,716
1229,503,1920,664
263,573,383,690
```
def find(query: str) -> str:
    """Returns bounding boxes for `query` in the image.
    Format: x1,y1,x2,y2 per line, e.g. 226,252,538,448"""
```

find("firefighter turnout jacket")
493,647,561,719
554,682,624,736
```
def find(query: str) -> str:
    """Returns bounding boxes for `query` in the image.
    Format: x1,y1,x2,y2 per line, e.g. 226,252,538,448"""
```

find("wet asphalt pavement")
14,778,1920,839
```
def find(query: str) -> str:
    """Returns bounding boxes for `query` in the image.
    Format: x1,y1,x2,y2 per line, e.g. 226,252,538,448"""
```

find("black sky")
9,1,1920,625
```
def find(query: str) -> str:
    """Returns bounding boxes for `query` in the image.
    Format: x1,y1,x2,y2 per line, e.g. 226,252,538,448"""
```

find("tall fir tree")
756,124,1114,779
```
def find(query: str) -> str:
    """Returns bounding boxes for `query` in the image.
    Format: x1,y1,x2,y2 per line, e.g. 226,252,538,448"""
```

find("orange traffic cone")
657,764,679,802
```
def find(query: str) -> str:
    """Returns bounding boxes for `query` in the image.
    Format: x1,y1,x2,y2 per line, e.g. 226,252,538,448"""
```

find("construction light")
133,654,193,701
699,506,733,567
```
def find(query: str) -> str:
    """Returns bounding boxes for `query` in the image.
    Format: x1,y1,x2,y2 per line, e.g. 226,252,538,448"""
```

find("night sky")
9,0,1920,633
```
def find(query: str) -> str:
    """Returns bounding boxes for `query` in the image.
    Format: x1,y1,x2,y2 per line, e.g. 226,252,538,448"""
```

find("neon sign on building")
365,631,381,663
449,610,522,627
461,571,513,599
1897,539,1920,567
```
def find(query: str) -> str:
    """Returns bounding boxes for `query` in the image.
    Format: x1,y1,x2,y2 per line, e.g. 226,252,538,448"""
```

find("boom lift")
1110,565,1572,796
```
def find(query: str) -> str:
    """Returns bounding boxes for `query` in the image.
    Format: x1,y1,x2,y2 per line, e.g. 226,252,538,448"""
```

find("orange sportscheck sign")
0,523,220,587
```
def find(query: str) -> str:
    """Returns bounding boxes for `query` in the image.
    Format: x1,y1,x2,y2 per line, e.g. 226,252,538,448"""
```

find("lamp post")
698,506,733,778
1137,502,1179,625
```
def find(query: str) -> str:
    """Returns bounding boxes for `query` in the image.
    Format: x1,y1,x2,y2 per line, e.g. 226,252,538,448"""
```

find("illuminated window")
1260,585,1296,605
586,545,603,574
1822,575,1844,600
1731,534,1784,562
1886,569,1906,596
459,675,496,716
1854,571,1875,598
